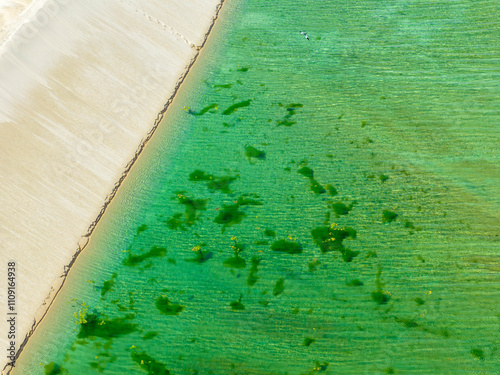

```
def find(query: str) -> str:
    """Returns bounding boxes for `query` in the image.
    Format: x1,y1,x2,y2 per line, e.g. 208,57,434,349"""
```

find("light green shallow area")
17,0,499,374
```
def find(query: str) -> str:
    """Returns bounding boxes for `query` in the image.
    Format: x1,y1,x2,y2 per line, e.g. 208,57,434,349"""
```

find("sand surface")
0,0,223,372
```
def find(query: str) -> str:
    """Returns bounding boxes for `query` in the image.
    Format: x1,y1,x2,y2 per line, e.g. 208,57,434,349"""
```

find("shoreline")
1,0,226,373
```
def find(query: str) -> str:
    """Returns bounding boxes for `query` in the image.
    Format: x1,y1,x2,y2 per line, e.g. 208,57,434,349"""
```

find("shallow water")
15,0,499,374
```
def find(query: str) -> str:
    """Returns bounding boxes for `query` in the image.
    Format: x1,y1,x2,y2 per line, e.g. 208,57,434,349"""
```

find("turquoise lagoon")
16,0,499,374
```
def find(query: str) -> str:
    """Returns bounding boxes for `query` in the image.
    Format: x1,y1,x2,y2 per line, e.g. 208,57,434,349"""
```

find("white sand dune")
0,0,224,372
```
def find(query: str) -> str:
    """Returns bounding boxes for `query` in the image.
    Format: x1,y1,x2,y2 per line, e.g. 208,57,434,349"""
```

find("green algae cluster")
325,184,338,196
264,229,276,237
471,348,485,360
236,194,263,206
297,166,326,194
214,195,263,231
131,351,172,375
189,170,239,194
247,257,261,286
298,167,314,179
223,254,246,269
414,297,425,306
77,314,137,339
230,295,245,311
308,259,321,272
346,279,364,287
222,100,251,115
276,102,303,126
101,272,118,297
155,296,184,316
136,224,148,235
395,317,419,329
166,192,208,230
143,331,158,340
188,103,218,116
271,238,303,254
214,83,232,89
245,145,266,160
123,246,167,267
329,201,356,216
273,278,285,296
223,238,246,268
309,180,326,194
382,210,398,223
44,362,66,375
371,266,391,305
303,337,315,347
311,225,358,261
214,203,245,229
207,176,238,193
187,244,213,264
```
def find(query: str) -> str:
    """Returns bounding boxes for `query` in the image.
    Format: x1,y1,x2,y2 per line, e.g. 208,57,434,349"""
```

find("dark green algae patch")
77,314,137,339
214,195,263,231
123,246,167,267
100,272,118,297
273,277,285,296
131,351,172,375
222,100,251,115
245,145,266,160
329,201,356,216
297,166,326,194
188,170,239,194
276,102,303,126
44,362,66,375
382,210,398,223
230,295,245,311
247,257,261,286
298,167,314,179
214,204,246,229
166,192,209,230
156,296,184,315
188,103,218,116
271,238,303,254
310,225,357,249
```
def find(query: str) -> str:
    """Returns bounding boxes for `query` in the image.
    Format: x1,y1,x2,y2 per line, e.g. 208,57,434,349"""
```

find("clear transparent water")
15,0,499,374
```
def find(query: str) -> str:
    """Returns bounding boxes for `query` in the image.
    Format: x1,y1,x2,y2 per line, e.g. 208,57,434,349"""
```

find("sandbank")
0,0,225,372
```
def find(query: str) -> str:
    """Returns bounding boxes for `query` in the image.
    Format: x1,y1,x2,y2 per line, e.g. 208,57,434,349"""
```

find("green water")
17,0,499,374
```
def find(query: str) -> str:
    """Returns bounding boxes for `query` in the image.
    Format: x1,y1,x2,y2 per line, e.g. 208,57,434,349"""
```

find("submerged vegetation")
77,313,137,339
188,103,218,116
131,351,172,375
382,210,398,223
230,295,245,311
189,170,239,194
223,237,247,269
247,257,261,286
123,247,167,267
311,224,357,251
156,296,184,316
245,145,266,160
222,100,251,115
44,362,66,375
214,195,262,232
166,192,208,230
273,278,285,296
187,244,212,264
371,266,391,305
271,238,303,254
